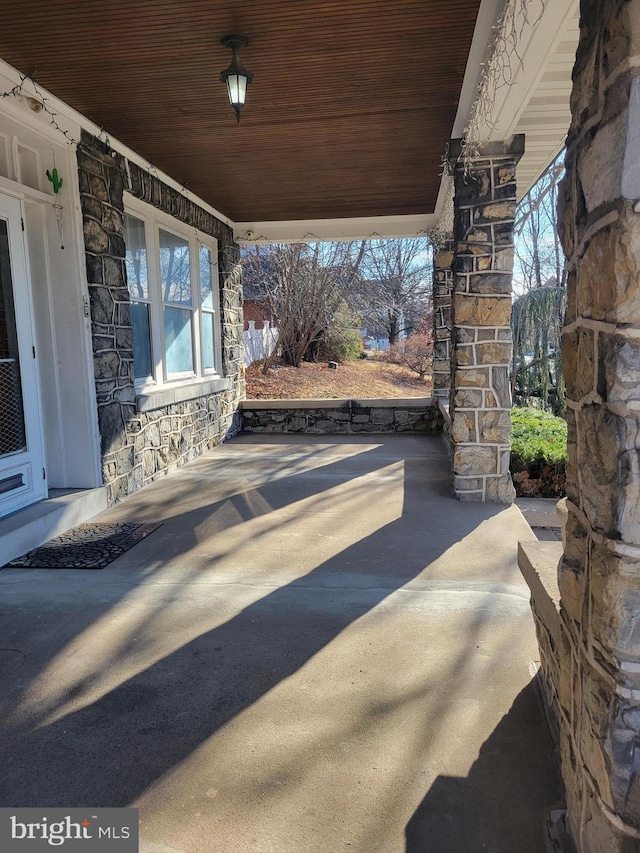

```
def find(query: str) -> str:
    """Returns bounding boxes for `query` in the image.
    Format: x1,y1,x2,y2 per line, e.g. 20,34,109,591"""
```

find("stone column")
556,3,640,848
449,136,524,502
219,239,246,432
432,240,454,398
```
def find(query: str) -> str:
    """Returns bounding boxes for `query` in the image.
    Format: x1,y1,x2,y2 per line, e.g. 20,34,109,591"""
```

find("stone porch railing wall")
240,398,445,435
521,3,640,850
77,131,244,504
448,137,523,503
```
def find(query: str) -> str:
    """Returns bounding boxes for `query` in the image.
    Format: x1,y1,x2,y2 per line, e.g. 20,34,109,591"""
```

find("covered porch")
1,0,640,848
0,433,561,851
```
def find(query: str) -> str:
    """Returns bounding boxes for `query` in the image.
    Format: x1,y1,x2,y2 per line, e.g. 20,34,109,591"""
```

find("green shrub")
510,407,567,473
321,301,363,362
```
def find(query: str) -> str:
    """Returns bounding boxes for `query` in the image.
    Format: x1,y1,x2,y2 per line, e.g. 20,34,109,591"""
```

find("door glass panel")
0,220,27,457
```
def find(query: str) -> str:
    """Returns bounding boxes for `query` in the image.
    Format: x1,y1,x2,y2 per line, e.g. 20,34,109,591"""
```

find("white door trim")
0,191,46,516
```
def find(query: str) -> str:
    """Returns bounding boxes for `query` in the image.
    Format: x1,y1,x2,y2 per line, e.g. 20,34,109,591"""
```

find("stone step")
0,487,108,565
516,498,563,528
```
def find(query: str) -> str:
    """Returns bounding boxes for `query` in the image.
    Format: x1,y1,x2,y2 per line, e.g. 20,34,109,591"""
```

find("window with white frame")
123,200,222,388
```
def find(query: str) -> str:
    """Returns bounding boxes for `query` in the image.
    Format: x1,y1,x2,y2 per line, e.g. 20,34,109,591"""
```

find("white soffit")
435,0,579,227
482,0,579,198
512,9,580,197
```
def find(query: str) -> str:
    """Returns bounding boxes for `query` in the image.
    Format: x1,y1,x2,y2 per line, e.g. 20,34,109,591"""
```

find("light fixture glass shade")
225,73,248,109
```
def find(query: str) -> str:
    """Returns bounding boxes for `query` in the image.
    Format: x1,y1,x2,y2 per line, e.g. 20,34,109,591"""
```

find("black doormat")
3,521,162,569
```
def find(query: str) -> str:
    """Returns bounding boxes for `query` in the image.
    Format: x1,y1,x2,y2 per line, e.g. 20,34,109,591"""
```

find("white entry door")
0,192,46,516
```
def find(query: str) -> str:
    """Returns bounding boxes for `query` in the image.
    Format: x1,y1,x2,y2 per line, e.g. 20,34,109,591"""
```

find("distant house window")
123,202,222,387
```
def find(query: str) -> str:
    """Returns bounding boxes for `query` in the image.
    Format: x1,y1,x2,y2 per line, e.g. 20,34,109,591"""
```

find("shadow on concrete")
0,434,550,851
405,679,564,853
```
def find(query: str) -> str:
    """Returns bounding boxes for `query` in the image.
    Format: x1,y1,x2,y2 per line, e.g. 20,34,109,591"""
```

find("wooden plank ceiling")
0,0,481,223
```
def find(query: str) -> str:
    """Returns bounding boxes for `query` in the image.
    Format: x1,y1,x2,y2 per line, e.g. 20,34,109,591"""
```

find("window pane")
164,306,193,374
130,302,153,380
124,215,149,299
18,145,40,191
200,245,213,309
202,312,215,370
0,136,10,179
160,229,191,305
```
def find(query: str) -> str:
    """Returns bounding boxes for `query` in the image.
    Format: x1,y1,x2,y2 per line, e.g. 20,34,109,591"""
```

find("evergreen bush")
510,407,567,473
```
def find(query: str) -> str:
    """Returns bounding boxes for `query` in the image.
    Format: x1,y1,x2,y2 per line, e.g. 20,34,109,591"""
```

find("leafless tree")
241,241,365,371
353,238,432,345
514,157,565,294
511,152,567,414
387,331,434,380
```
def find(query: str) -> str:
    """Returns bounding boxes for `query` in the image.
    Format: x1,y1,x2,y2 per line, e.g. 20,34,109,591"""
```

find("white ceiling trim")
486,0,579,141
233,214,438,244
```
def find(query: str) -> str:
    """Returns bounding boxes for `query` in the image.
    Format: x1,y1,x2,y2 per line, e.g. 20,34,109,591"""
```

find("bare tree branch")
241,241,365,371
350,237,433,345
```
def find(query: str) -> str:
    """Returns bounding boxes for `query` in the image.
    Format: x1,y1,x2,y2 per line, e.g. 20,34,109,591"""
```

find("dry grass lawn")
245,356,433,400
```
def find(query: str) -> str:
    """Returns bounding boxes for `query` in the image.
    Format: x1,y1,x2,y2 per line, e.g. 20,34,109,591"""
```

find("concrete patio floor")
0,434,562,852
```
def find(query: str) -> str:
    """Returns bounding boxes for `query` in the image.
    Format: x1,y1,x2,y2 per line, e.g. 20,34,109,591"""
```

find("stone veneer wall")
77,131,244,504
449,136,524,502
241,399,444,434
538,3,640,849
432,241,454,398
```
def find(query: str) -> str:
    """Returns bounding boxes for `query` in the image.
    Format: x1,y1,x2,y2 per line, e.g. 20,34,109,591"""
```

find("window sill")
136,376,231,413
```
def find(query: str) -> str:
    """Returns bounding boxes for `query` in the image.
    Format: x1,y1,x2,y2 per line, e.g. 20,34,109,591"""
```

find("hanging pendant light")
220,35,253,124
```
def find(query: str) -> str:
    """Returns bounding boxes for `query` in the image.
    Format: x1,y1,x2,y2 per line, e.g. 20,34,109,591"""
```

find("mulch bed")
512,466,566,498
